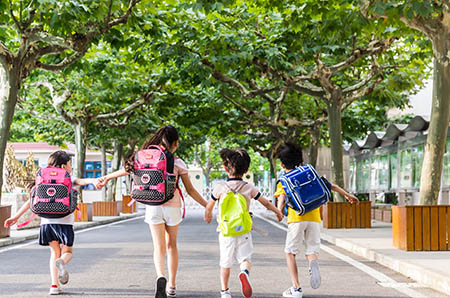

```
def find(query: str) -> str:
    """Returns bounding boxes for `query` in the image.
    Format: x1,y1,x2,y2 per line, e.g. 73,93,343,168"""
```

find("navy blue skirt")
39,224,74,247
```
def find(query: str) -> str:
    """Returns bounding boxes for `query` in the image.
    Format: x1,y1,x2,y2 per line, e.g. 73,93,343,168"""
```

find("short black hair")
48,150,72,168
276,143,303,170
219,148,250,178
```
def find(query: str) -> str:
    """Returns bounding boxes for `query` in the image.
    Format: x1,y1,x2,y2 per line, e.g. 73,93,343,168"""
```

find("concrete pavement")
260,211,450,297
0,211,145,248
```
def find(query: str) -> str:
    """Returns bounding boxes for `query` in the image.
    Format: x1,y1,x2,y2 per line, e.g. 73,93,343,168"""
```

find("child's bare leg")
305,253,318,262
49,241,61,286
165,224,179,288
61,245,73,264
239,259,251,273
149,223,167,277
286,252,300,289
220,267,231,290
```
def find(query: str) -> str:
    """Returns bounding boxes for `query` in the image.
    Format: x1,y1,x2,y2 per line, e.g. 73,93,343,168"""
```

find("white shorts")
219,232,253,268
144,206,182,226
285,221,321,255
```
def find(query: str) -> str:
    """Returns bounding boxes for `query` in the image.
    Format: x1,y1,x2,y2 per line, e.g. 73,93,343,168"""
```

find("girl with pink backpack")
3,150,99,295
96,125,208,298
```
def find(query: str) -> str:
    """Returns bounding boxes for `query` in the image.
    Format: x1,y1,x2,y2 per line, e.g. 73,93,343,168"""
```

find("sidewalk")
259,212,450,297
0,211,144,248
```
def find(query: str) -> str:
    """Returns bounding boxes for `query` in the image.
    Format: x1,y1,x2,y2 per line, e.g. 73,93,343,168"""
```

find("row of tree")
1,0,448,205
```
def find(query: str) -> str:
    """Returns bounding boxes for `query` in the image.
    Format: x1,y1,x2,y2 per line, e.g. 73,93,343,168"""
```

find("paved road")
0,209,446,297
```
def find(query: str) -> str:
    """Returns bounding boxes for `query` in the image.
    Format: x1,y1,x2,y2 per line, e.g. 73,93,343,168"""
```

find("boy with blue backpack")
204,148,283,298
274,143,358,298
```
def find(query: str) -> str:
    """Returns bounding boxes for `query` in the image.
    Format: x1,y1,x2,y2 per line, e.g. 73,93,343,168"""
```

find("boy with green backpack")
205,148,284,298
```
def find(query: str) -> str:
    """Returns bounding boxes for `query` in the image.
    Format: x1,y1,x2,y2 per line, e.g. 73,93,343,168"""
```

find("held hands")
274,209,284,222
95,177,109,189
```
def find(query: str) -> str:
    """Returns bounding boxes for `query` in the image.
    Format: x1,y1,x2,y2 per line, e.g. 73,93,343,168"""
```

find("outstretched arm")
180,173,208,208
258,196,284,221
331,184,359,204
73,178,99,187
4,198,31,228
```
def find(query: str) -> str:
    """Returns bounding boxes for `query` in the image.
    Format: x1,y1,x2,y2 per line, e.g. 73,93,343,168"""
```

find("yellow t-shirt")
274,182,321,224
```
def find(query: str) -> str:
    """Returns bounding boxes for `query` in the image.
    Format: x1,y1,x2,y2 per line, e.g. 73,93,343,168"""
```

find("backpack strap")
223,180,247,195
17,213,36,228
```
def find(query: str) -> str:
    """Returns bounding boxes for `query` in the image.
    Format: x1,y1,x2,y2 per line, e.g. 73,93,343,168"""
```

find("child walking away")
3,151,99,295
96,125,208,298
204,148,284,298
274,143,359,298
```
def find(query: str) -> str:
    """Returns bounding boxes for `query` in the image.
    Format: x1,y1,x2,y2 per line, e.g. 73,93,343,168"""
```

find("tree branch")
94,91,155,121
8,0,22,32
221,93,270,123
34,82,77,124
104,0,141,32
35,49,88,72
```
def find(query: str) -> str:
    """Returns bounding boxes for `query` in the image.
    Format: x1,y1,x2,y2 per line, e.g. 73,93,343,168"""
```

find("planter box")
74,203,92,222
121,195,136,214
374,209,384,221
0,205,12,238
382,210,392,223
393,205,450,251
93,201,120,216
323,201,371,229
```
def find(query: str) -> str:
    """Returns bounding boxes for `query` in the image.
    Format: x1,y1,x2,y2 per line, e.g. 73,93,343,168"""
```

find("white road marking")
0,216,144,254
253,213,429,298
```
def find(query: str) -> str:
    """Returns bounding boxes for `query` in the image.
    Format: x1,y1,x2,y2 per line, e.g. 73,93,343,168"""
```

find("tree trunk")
0,59,20,204
419,34,450,205
308,123,321,168
74,121,87,202
327,96,345,201
107,141,123,201
101,144,108,201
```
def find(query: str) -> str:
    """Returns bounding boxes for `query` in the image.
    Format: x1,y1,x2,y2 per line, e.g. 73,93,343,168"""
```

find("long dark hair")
124,125,179,172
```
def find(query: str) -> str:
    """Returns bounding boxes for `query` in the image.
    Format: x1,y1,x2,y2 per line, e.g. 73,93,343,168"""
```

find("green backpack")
218,182,252,237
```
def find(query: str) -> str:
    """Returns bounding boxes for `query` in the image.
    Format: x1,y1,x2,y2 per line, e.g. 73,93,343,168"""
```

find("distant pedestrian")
3,150,99,295
274,143,359,298
204,148,284,298
96,125,208,298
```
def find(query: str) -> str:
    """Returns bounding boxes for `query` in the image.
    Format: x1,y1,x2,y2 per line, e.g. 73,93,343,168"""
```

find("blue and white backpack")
279,164,331,215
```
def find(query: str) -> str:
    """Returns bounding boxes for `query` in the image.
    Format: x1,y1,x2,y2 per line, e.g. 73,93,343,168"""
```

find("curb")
257,211,450,297
0,212,144,248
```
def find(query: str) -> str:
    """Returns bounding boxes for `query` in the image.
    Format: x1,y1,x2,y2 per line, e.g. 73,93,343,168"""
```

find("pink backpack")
30,166,77,218
130,145,177,205
18,167,78,228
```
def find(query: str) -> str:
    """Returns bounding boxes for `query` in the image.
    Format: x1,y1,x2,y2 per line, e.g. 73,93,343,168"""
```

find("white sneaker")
282,287,302,298
55,258,69,285
309,260,321,289
48,286,62,295
220,289,232,298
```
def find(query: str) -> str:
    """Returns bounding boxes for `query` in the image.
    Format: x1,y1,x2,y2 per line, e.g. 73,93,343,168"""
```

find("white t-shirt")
40,177,77,226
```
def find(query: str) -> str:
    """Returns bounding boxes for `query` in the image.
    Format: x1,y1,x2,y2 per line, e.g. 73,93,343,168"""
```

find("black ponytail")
124,125,179,172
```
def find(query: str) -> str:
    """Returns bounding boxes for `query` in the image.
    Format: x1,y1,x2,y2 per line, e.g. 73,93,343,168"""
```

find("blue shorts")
39,224,74,247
